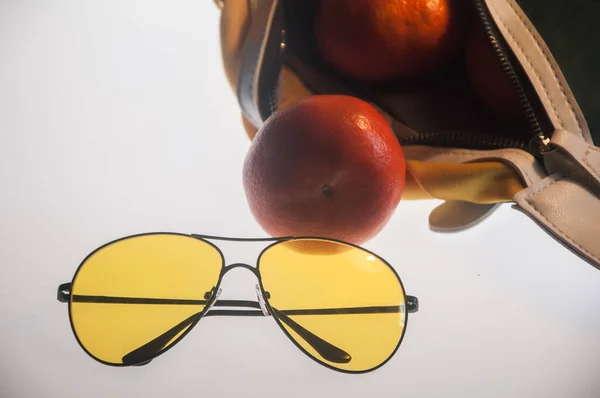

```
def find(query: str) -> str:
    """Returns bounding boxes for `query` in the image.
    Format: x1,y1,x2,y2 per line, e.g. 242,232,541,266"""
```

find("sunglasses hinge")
57,283,72,303
406,295,419,313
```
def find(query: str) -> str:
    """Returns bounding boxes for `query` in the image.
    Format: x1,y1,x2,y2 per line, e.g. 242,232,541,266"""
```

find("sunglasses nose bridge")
202,263,258,301
221,262,259,276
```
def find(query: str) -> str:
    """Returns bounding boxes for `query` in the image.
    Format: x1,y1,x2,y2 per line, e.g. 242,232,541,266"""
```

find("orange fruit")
465,24,522,118
243,95,406,245
315,0,467,80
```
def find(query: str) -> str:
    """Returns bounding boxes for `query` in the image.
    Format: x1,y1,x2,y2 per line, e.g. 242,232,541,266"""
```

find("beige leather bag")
215,0,600,270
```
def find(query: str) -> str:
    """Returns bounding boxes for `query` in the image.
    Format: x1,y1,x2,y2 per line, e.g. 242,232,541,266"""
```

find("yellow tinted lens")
259,238,406,372
70,234,223,365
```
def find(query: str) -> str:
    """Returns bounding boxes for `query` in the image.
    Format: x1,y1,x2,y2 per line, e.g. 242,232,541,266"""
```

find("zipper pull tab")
530,133,553,156
540,129,600,194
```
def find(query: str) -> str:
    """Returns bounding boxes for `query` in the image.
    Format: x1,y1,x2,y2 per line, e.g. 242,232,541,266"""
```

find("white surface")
1,1,599,397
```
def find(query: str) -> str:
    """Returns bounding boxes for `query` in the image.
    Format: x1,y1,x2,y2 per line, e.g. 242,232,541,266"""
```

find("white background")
1,1,599,397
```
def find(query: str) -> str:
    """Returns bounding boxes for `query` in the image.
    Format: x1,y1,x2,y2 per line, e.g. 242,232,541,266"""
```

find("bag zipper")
473,0,543,137
398,0,552,155
401,130,525,150
276,0,553,155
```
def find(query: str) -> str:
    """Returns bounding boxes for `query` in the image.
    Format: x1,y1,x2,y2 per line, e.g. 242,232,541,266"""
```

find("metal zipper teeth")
473,0,543,140
275,0,538,152
400,1,544,152
400,130,525,150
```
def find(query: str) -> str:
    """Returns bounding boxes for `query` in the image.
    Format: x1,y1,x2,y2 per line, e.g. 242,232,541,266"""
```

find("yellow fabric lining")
404,160,525,204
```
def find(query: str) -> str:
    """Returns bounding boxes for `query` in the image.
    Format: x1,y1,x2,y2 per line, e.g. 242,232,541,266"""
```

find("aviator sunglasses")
57,233,419,373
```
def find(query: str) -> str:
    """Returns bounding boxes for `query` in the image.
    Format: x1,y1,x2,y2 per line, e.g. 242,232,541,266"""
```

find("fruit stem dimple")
321,184,334,198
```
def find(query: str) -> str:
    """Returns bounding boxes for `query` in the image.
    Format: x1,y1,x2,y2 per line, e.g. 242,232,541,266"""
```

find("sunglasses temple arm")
120,300,264,366
61,290,411,366
122,312,200,366
118,299,351,366
58,284,418,314
206,301,352,363
270,307,352,364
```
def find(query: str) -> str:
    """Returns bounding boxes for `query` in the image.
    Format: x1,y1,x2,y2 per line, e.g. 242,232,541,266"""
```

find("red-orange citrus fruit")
315,0,467,80
242,95,406,245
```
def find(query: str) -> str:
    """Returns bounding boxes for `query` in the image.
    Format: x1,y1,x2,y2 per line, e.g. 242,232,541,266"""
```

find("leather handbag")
214,0,600,270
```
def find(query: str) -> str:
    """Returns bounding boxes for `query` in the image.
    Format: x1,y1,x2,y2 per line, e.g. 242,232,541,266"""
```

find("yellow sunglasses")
57,233,419,373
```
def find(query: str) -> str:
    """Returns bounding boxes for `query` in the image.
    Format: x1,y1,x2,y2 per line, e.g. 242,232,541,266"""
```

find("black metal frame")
57,232,419,374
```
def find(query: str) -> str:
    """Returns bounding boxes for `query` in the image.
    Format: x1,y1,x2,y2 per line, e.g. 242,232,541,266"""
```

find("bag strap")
511,129,600,269
514,173,600,267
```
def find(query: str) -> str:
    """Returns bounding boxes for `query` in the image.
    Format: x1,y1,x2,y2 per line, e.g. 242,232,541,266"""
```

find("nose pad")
205,287,222,311
255,284,270,316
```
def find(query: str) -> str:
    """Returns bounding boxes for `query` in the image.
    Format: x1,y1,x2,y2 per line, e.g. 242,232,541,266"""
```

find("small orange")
243,95,406,245
315,0,467,80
